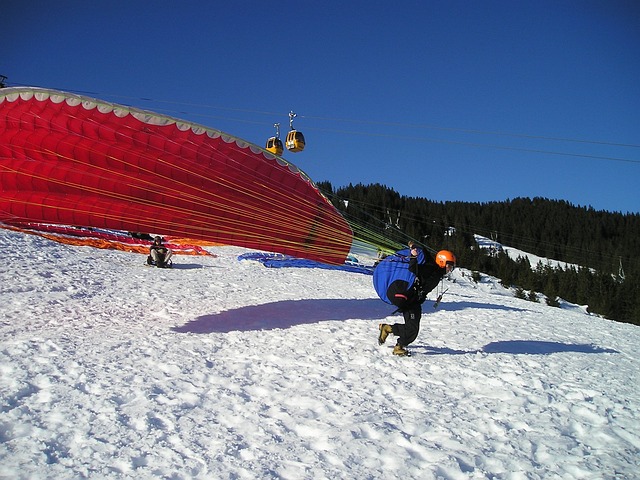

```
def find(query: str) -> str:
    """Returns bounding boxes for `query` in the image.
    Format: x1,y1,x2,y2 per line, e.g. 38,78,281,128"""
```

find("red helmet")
435,250,456,268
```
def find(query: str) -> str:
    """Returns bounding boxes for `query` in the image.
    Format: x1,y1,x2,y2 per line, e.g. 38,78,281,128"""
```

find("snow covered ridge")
1,228,639,479
475,234,580,271
471,234,593,313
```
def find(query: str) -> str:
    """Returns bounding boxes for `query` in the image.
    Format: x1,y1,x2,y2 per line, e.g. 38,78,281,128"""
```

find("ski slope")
1,228,638,479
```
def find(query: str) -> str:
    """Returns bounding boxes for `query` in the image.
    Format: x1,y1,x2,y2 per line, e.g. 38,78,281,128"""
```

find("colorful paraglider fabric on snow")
5,223,214,256
372,248,425,305
0,87,352,265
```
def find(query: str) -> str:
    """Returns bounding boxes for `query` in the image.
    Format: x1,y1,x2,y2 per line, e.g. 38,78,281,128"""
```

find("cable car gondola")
285,111,305,153
265,123,284,156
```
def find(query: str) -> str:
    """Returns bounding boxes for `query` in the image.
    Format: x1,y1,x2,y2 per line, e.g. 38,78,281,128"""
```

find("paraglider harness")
391,277,447,314
373,244,453,312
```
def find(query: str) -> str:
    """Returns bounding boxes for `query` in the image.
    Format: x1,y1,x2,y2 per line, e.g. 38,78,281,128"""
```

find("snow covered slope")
1,228,638,479
475,234,580,271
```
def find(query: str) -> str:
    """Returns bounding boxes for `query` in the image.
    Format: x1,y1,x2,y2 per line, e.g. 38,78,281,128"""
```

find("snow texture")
1,228,638,479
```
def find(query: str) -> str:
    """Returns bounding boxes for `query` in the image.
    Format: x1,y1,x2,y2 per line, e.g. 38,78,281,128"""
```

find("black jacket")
409,255,446,296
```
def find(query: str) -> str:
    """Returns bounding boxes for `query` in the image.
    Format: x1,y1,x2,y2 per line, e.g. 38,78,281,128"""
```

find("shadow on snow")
172,298,391,334
481,340,618,355
412,341,618,356
172,299,618,355
173,297,539,335
436,300,536,313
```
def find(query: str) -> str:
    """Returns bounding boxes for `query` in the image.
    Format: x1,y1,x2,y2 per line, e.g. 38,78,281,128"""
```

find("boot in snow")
378,324,393,345
393,344,409,356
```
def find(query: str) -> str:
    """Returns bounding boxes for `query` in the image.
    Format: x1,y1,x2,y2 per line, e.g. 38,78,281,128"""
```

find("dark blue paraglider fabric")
238,252,374,275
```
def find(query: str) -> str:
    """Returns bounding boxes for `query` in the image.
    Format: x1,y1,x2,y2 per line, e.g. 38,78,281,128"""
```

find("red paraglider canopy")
0,87,352,265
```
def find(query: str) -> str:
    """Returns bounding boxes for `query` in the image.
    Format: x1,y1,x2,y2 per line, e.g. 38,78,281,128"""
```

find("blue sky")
3,1,639,213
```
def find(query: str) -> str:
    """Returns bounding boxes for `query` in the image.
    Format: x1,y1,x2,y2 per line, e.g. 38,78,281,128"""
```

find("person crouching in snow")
147,236,173,268
378,244,456,356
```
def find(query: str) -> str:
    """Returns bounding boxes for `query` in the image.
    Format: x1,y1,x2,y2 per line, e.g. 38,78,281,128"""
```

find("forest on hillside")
318,182,640,326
